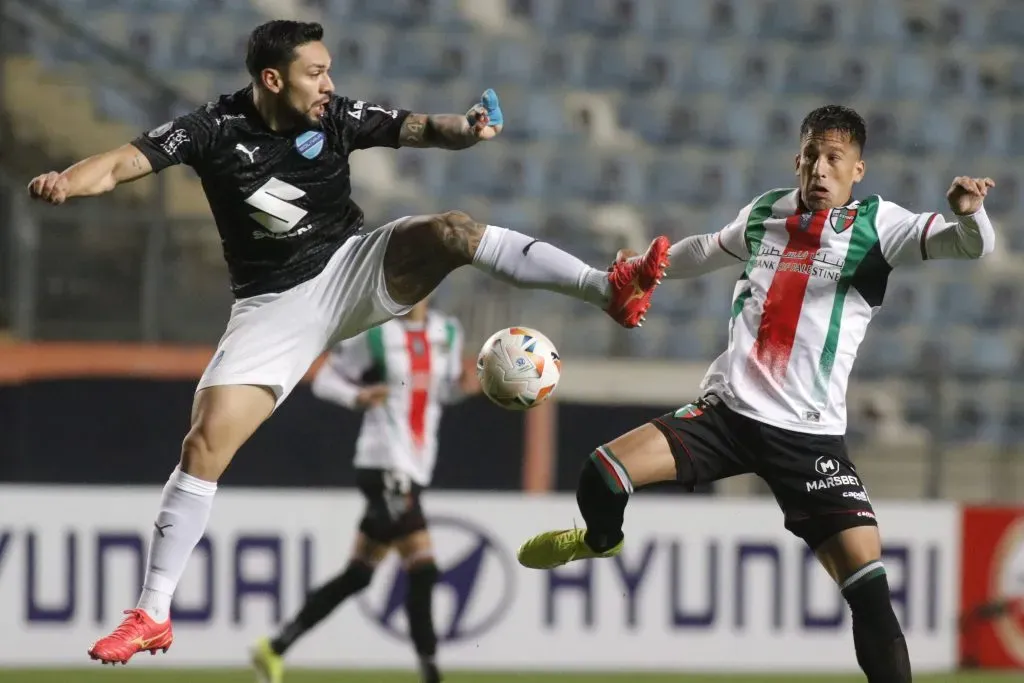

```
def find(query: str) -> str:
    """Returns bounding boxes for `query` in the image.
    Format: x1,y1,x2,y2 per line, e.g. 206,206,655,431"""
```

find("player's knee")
843,563,902,635
437,209,474,231
180,423,232,481
407,560,439,591
343,559,376,592
428,210,482,263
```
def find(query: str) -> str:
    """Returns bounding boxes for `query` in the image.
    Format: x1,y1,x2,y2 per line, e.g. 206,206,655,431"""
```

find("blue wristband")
468,88,503,127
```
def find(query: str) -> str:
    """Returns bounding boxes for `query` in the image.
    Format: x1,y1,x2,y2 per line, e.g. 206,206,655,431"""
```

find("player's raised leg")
816,527,911,683
517,423,675,569
381,211,670,329
88,384,275,665
518,396,750,570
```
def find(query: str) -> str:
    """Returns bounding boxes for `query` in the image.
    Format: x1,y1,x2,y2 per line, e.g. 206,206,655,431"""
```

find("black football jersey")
132,85,410,298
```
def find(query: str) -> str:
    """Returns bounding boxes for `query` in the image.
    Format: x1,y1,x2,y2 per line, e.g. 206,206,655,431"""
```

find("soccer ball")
476,327,562,410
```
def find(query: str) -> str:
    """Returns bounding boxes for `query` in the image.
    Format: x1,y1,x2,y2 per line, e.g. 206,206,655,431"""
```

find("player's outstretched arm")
616,234,743,280
927,176,997,260
311,362,387,410
398,89,504,150
310,336,387,410
613,198,756,280
26,143,152,205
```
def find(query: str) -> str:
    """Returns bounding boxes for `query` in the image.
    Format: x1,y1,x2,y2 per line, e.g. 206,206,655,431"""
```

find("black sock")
842,562,912,683
270,560,375,656
578,448,633,553
405,562,439,662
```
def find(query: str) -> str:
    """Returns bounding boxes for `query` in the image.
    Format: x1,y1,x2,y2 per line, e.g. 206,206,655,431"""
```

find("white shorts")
197,218,415,407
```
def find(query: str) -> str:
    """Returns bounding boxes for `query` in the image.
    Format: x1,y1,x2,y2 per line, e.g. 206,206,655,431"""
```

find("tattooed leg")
383,211,610,308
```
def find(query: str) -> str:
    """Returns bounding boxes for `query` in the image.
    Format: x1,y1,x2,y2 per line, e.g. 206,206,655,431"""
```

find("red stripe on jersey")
405,329,431,450
751,210,827,381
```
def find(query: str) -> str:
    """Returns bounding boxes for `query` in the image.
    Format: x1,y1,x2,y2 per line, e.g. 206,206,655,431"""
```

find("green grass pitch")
0,670,1019,683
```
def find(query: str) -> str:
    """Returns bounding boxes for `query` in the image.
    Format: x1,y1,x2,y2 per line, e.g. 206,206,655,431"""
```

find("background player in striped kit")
251,297,478,683
518,105,997,683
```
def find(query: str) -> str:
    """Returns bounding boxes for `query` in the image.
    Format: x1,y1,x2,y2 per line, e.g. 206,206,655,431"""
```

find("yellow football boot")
251,637,284,683
517,528,623,569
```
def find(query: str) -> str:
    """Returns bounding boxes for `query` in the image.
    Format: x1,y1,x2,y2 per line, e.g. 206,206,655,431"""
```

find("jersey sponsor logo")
806,474,860,492
294,130,325,160
244,177,309,237
147,121,173,138
752,244,846,282
843,490,870,502
814,456,839,476
829,207,857,233
235,143,259,163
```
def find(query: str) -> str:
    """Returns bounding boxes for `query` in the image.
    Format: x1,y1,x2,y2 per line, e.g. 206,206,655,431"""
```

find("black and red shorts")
356,468,428,543
650,394,876,550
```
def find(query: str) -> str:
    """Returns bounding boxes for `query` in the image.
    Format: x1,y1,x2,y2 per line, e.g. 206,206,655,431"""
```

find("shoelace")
610,256,643,287
109,610,146,639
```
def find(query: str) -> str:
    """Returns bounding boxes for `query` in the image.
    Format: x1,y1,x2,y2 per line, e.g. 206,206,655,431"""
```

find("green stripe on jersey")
731,283,752,320
813,197,882,402
742,189,792,269
367,326,387,378
730,189,791,319
445,319,457,351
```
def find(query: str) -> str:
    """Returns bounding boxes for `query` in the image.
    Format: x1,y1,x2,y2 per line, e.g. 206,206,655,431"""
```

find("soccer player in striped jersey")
251,298,477,683
518,105,996,683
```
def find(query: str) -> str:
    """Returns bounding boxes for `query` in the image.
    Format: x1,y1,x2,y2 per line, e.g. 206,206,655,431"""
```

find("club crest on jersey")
828,207,857,233
674,403,704,419
294,130,325,160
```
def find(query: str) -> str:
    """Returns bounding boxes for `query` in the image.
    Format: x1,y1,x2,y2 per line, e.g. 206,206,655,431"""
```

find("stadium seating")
5,0,1024,463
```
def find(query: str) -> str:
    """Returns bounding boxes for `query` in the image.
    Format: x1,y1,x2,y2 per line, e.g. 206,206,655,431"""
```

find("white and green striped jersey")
681,188,993,435
311,312,465,485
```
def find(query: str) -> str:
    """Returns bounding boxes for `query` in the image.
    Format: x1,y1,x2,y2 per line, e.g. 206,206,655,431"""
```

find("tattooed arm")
397,89,503,150
398,113,483,150
28,143,153,204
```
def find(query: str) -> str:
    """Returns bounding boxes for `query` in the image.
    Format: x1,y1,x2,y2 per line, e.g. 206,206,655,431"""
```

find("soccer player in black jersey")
26,20,670,665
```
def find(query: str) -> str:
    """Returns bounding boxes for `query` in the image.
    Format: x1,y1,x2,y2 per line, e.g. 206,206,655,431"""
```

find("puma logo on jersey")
235,143,259,163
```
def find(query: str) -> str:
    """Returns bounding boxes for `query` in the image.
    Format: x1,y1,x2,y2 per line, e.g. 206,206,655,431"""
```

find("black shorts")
650,394,876,550
356,468,428,544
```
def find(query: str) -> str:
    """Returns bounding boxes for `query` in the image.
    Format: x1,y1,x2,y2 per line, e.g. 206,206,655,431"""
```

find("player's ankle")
136,587,172,623
583,529,623,554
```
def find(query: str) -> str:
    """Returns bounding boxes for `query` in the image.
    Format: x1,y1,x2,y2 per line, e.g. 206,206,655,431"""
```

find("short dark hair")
799,105,867,151
245,20,324,80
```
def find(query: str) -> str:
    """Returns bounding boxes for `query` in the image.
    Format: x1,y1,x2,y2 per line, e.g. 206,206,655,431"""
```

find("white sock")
136,466,217,622
471,226,610,307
